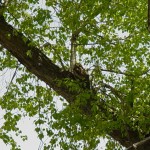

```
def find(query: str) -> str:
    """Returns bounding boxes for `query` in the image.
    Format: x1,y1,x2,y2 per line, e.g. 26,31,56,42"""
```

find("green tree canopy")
0,0,150,149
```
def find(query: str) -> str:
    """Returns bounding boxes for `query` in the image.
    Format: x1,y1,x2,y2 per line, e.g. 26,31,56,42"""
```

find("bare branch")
100,68,150,77
127,136,150,150
6,63,20,93
100,68,134,77
101,82,124,101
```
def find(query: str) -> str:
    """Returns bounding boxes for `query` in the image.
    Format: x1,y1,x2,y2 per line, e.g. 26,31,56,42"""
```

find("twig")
127,136,150,150
100,68,150,77
100,81,124,101
100,68,134,77
6,63,20,93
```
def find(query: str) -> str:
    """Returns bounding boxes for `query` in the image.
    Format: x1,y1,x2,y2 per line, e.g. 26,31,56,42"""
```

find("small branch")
127,136,150,150
100,82,124,101
6,63,20,93
70,32,78,72
100,68,150,77
100,68,134,77
76,42,101,46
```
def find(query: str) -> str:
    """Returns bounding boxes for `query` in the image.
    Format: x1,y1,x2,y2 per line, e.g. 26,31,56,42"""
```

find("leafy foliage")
0,0,150,149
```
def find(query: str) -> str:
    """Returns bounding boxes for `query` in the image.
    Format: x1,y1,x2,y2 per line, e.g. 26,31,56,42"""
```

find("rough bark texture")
0,15,149,149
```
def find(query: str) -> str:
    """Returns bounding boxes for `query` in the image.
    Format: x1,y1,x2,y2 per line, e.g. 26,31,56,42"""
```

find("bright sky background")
0,115,40,150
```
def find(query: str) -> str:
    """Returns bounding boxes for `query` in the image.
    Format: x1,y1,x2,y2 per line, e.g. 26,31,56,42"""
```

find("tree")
0,0,150,149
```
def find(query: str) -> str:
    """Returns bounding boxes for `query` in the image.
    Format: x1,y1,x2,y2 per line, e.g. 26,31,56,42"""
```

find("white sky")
0,115,41,150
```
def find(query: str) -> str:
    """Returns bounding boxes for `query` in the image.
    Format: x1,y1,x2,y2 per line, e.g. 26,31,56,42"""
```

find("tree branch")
0,15,78,103
100,68,150,77
127,136,150,150
100,82,124,101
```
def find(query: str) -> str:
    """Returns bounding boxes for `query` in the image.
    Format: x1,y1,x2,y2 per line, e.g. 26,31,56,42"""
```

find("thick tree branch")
0,15,78,103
